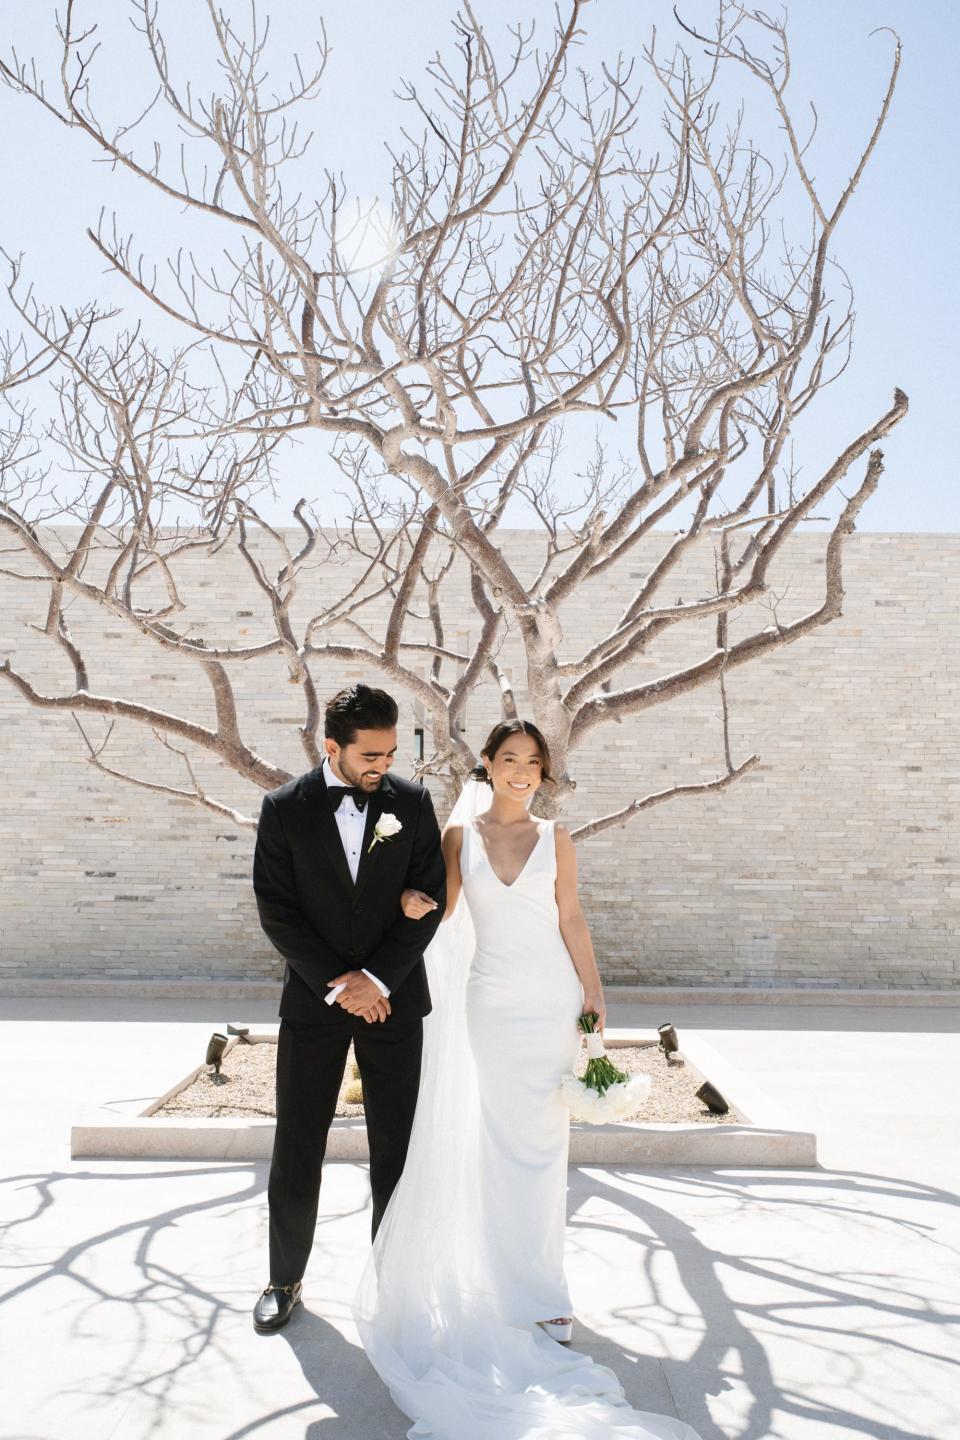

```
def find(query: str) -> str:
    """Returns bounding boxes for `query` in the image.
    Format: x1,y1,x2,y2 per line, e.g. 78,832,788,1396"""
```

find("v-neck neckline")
471,817,548,890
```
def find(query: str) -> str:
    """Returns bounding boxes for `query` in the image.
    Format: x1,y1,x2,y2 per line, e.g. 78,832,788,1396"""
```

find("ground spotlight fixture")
658,1023,679,1055
205,1032,228,1078
696,1080,729,1115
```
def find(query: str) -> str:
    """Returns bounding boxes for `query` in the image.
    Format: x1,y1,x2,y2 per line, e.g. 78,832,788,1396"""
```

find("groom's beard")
334,755,386,791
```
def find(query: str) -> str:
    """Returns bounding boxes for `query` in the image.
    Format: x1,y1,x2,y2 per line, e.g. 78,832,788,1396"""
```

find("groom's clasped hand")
327,890,439,1021
325,970,392,1022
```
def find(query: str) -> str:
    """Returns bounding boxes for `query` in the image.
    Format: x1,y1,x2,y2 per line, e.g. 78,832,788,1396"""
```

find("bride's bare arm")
403,823,463,920
438,824,463,920
400,824,463,920
554,824,606,1031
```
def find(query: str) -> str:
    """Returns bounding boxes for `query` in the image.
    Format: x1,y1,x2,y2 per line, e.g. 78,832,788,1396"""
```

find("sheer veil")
353,779,704,1440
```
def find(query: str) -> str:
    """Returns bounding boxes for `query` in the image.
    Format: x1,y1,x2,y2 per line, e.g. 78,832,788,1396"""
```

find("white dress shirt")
322,754,391,1006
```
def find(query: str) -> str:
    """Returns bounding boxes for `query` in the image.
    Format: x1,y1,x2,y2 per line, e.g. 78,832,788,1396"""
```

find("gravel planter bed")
73,1028,814,1163
154,1037,745,1125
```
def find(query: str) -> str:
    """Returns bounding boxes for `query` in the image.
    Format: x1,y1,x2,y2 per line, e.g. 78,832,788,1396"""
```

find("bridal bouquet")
561,1012,651,1123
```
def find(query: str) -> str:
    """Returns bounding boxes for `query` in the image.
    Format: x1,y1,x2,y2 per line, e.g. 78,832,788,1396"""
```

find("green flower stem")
578,1011,628,1096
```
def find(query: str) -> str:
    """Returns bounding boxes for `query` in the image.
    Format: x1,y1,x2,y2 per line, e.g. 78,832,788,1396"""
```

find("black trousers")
267,1005,423,1285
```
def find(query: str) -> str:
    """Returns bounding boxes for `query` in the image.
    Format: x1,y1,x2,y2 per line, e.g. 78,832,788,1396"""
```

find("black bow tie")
328,784,369,813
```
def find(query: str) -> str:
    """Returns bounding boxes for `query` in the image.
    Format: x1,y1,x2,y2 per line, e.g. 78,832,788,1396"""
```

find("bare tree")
0,1,907,835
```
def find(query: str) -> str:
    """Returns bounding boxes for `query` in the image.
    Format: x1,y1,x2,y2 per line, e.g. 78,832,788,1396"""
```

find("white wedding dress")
354,781,705,1440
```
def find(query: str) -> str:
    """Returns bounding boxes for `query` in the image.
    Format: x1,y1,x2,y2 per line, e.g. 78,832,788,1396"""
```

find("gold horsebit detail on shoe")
263,1283,297,1295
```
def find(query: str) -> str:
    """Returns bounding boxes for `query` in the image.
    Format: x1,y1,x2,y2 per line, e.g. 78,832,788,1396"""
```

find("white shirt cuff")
324,970,390,1006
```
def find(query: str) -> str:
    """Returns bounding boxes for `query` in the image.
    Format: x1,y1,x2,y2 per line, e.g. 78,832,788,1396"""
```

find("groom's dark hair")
325,683,399,747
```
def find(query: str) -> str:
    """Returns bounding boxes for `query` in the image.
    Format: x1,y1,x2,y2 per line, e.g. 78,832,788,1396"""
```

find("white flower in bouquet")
561,1071,651,1122
561,1012,652,1123
368,812,403,852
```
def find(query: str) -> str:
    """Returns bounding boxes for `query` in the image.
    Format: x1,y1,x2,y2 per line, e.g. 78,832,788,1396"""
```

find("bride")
354,719,705,1440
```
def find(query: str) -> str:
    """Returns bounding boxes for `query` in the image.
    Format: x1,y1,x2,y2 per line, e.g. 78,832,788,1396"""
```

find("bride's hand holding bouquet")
561,1009,652,1123
581,990,607,1034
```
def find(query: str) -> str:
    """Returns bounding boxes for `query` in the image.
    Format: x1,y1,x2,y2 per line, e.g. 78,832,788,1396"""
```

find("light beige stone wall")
1,528,956,990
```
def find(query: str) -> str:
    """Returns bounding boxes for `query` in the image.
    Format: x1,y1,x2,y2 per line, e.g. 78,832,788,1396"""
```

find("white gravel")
156,1039,745,1124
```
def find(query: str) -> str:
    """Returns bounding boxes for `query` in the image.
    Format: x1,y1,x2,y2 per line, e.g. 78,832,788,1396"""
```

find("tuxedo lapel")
301,767,356,895
353,774,395,901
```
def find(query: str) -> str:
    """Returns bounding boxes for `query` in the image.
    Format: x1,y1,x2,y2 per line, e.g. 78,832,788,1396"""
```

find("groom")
251,683,446,1333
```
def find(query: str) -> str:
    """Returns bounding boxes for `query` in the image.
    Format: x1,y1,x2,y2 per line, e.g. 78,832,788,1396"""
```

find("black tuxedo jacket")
253,765,447,1023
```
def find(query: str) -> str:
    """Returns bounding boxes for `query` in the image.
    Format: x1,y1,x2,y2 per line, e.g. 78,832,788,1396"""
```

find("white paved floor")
1,994,958,1440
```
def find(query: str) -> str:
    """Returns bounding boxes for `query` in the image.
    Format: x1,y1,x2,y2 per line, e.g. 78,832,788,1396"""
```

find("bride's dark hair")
470,719,554,787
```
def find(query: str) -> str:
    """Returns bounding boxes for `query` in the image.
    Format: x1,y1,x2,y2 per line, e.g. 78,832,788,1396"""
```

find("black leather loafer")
253,1279,303,1333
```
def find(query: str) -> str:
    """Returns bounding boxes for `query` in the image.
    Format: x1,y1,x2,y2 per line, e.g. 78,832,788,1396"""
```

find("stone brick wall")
1,528,956,990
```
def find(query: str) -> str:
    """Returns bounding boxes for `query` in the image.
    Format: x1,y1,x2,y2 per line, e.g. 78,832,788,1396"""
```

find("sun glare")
340,197,400,277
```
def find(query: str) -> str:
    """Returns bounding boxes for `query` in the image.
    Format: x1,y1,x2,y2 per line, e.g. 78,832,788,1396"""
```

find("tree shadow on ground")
0,1161,956,1439
567,1164,959,1440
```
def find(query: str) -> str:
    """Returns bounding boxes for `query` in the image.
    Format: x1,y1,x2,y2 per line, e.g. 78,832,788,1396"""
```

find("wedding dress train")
354,782,705,1440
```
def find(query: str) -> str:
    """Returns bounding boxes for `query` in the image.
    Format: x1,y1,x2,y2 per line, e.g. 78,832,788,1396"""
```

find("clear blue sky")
1,1,956,531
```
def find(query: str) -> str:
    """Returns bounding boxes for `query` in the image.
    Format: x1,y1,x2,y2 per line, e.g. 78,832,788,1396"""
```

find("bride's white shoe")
537,1316,573,1344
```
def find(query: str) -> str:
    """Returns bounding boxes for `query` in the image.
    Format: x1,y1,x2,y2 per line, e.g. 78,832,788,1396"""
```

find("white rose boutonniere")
368,812,403,853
